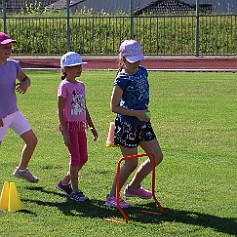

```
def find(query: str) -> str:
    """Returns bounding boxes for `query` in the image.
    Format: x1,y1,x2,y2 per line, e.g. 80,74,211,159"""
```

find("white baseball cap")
119,40,144,63
60,52,87,67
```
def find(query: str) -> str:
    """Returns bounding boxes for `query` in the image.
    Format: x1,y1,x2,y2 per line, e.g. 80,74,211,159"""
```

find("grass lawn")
0,70,236,237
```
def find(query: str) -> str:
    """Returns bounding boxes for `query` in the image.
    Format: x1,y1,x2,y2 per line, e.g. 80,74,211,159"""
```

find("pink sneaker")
124,185,152,199
105,195,131,209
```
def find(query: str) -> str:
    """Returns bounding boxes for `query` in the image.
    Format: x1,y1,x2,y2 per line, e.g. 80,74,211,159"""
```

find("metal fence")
0,0,237,57
0,0,236,57
1,14,236,57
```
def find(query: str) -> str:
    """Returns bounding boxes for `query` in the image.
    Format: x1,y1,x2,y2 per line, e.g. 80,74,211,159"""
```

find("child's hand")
0,118,3,127
136,110,150,123
15,81,30,94
90,128,98,141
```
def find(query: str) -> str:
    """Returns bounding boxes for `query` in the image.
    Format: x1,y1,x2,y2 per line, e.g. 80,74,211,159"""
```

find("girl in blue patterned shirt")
105,40,163,209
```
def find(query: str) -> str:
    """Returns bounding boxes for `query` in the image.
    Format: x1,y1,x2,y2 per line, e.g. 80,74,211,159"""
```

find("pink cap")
119,40,144,63
0,32,17,45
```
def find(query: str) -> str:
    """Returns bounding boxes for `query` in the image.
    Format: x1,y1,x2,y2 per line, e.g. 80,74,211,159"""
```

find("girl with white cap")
57,52,98,202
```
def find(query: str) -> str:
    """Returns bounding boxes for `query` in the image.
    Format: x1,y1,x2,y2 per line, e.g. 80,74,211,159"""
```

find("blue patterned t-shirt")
114,66,149,125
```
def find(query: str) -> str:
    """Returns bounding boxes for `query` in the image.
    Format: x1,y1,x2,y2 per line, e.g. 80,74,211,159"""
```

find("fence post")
195,0,200,57
2,0,6,33
130,0,134,39
66,0,70,52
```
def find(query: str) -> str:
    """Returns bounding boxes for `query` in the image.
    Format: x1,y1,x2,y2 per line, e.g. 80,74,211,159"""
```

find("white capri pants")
0,111,32,142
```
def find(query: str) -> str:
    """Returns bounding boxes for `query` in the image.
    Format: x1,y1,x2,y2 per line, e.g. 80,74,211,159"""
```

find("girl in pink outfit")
56,52,98,202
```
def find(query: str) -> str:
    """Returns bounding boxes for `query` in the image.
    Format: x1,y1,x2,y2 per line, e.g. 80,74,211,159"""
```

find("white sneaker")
13,167,39,183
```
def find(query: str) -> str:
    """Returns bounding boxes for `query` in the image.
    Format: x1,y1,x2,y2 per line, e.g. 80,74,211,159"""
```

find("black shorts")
114,118,156,148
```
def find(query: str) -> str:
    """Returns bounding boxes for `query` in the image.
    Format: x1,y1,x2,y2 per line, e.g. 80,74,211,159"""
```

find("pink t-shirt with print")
58,80,87,131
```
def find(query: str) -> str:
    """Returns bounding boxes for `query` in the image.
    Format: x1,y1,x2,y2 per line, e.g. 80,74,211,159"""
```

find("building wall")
72,0,237,14
183,0,236,13
73,0,162,14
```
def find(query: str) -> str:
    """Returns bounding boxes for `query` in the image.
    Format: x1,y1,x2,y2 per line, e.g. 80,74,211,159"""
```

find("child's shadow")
22,186,237,235
161,206,237,236
22,186,163,223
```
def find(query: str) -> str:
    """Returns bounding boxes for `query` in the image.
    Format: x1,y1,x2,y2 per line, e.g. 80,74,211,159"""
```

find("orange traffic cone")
0,182,23,212
106,122,115,147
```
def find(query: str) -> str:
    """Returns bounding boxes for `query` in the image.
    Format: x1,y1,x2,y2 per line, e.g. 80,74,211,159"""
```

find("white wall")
183,0,237,13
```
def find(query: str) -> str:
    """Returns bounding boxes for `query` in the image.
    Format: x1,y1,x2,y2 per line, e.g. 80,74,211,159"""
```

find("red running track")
14,57,236,71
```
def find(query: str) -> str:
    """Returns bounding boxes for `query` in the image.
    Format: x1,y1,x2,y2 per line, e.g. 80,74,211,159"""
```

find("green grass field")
0,70,236,237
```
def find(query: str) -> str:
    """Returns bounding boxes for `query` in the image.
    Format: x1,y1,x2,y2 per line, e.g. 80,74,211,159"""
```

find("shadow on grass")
22,186,237,235
22,186,163,224
162,207,237,236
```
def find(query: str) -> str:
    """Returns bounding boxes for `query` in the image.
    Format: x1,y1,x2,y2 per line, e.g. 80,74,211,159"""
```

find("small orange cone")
106,122,115,147
0,182,10,212
8,182,23,212
0,182,23,212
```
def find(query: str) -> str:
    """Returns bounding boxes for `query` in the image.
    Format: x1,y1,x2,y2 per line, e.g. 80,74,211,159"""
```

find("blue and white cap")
60,51,87,67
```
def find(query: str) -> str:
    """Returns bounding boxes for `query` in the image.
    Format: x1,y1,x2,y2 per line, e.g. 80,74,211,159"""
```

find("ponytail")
61,71,67,80
117,55,125,73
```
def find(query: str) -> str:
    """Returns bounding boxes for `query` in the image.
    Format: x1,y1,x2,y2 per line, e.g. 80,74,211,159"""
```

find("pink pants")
67,131,88,167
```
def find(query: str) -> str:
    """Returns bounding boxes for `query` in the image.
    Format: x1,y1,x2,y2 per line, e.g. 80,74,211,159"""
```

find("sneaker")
56,181,72,196
124,185,152,199
13,167,39,183
70,190,89,202
105,195,131,209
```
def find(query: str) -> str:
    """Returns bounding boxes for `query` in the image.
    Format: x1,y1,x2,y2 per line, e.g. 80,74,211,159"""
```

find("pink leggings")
67,131,88,167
